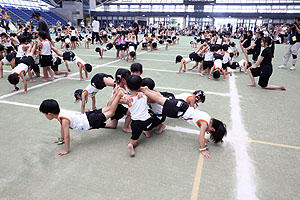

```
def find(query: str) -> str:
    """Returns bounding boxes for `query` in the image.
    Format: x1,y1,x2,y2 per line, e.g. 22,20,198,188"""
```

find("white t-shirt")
12,63,28,75
16,44,26,58
83,84,99,97
238,59,247,69
129,45,135,52
72,56,86,67
128,95,151,121
222,52,230,64
204,51,214,61
58,110,91,131
184,58,191,64
92,20,100,32
175,93,192,103
41,40,51,55
214,59,222,70
182,107,211,129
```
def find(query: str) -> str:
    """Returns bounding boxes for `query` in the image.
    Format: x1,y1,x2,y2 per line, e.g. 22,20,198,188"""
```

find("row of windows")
98,4,300,13
0,0,50,9
114,0,299,3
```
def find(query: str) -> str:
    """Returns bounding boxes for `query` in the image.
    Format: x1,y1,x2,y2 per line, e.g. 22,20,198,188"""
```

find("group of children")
0,30,94,93
39,61,227,158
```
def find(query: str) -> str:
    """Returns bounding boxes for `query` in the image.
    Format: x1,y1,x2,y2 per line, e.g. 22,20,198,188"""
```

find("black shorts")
31,64,40,73
106,43,113,50
6,46,13,53
146,110,166,131
252,51,259,61
71,36,78,42
222,62,229,70
50,63,58,72
61,36,66,42
162,99,189,118
91,73,113,90
120,44,127,50
20,56,34,68
160,91,175,100
152,42,157,48
167,39,172,44
15,57,21,66
203,61,214,70
130,118,153,140
250,67,271,88
111,104,128,120
40,55,53,67
115,44,121,50
142,43,148,48
86,109,107,129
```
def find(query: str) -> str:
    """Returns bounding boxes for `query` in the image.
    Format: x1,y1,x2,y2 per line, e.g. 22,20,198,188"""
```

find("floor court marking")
248,137,300,150
190,154,204,200
228,72,257,200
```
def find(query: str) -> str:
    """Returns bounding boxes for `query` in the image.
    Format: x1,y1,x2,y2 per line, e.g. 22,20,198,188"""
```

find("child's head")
193,90,205,103
141,77,155,90
209,118,227,144
230,61,239,69
129,51,136,58
70,26,75,30
39,99,60,119
7,73,19,85
17,35,27,44
38,31,47,40
5,52,16,62
115,68,131,85
262,36,272,47
62,51,75,61
74,89,83,102
126,75,142,91
175,55,183,63
213,70,220,79
222,44,229,51
84,64,92,73
130,63,143,75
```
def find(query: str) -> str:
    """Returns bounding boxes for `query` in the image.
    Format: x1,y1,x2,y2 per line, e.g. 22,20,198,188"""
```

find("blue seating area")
0,6,67,27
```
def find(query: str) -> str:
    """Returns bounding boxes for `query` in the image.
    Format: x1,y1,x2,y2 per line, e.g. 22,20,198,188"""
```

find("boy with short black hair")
38,31,54,82
123,75,153,157
39,88,125,156
72,55,92,80
130,63,143,76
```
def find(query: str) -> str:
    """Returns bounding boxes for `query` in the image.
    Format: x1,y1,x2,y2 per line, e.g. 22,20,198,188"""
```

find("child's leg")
47,66,54,80
54,70,68,77
123,111,132,133
102,89,124,119
103,77,115,87
42,67,48,82
140,87,166,106
247,68,256,87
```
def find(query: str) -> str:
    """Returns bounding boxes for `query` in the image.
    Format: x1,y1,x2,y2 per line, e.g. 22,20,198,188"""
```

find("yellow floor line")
248,138,300,150
190,154,204,200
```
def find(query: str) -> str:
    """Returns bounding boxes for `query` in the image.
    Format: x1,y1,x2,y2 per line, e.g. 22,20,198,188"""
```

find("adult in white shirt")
91,16,100,45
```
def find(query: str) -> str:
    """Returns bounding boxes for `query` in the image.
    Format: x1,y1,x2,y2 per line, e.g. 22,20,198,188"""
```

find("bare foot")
176,72,181,74
183,70,186,72
29,79,37,83
122,127,132,133
64,73,68,77
50,77,55,81
143,131,151,138
188,68,194,70
21,91,27,94
200,73,204,77
43,79,48,82
155,124,166,134
128,143,135,157
247,84,256,87
230,72,232,76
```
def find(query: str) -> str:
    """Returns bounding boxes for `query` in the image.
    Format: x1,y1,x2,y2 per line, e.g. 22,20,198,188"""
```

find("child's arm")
19,73,27,94
208,67,214,80
221,68,226,81
197,121,211,158
81,91,88,114
51,46,63,57
176,61,184,74
0,61,3,78
250,56,264,69
91,96,96,111
79,63,84,80
28,68,36,82
57,118,70,156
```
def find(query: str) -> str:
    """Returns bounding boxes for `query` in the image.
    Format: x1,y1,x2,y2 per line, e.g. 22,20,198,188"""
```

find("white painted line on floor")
228,73,257,200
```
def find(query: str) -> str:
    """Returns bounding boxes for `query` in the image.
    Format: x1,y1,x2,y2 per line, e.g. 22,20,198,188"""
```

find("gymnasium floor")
0,36,299,200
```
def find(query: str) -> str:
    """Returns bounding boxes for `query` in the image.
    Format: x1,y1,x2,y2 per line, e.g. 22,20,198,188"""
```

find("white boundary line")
228,75,257,200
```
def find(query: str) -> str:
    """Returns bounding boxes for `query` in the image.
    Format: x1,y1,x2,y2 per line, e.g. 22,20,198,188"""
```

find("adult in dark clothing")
32,11,52,42
247,37,285,90
243,31,263,62
0,16,5,29
241,30,252,49
132,21,139,40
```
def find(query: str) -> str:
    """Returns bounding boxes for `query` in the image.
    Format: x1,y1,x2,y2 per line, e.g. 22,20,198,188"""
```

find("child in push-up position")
140,87,227,158
39,88,125,156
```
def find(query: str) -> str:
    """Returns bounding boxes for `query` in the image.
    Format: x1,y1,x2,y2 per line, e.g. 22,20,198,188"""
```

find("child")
140,87,227,158
175,55,191,74
15,35,29,66
123,75,154,157
95,43,114,59
200,45,215,76
38,31,54,82
72,55,92,80
51,46,74,72
247,37,286,90
74,73,114,113
39,88,125,156
130,63,143,76
208,53,232,80
84,35,91,49
105,68,132,133
7,43,37,94
0,52,17,78
140,34,150,50
50,56,69,77
127,43,136,62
